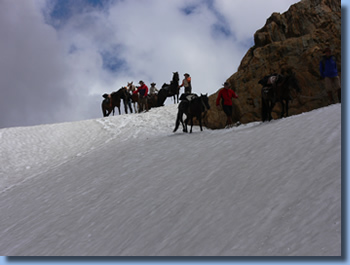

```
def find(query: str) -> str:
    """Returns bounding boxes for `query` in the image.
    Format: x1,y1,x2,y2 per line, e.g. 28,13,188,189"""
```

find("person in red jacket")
134,80,149,112
216,82,238,128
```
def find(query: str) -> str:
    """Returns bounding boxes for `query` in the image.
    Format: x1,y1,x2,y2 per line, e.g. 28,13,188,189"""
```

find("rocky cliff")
204,0,341,129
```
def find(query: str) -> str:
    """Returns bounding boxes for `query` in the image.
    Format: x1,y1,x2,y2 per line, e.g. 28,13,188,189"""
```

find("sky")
0,0,307,128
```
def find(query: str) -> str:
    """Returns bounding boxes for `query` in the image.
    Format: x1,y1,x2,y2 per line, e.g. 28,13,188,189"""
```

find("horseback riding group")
102,81,157,117
102,72,184,117
102,47,340,132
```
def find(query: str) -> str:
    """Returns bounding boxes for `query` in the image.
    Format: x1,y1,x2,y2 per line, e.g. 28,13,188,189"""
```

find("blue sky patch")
45,0,113,29
181,5,198,15
100,47,127,73
212,23,232,38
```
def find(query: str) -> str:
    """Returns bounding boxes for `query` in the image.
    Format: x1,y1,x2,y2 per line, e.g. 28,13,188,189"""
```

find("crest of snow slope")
0,104,341,256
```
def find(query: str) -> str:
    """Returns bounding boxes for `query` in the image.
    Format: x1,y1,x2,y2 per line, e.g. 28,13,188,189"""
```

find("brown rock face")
204,0,341,129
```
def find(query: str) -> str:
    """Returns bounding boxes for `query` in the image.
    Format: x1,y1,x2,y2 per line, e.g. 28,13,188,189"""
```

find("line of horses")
102,70,302,133
102,72,181,117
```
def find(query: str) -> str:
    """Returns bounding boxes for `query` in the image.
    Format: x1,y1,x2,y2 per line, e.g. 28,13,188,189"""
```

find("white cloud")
213,0,300,42
0,0,300,128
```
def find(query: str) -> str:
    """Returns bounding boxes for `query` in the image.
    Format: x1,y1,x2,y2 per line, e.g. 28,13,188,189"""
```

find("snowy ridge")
0,104,341,256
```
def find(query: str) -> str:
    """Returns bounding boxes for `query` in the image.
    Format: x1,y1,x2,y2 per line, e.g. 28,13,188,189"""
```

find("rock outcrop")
204,0,341,129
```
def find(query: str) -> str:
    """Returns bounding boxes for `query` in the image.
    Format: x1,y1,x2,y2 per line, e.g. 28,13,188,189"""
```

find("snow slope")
0,104,341,256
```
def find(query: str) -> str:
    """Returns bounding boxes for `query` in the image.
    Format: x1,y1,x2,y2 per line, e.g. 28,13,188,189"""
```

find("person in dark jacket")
320,47,341,103
216,82,238,128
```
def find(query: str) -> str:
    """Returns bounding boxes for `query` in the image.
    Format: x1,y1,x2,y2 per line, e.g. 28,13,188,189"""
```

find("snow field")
0,103,341,255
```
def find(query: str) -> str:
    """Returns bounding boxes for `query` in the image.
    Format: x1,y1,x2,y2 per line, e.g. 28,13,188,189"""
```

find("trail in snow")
0,104,341,256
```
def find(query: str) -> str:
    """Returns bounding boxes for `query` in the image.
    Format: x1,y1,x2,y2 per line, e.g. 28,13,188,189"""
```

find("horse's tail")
173,108,183,132
173,111,180,132
157,89,166,106
102,101,107,117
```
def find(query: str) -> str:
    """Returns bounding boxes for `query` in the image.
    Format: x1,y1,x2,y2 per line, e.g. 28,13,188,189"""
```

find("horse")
260,72,301,122
173,93,210,133
101,92,121,117
127,82,139,113
147,94,158,110
118,86,133,114
261,86,275,122
157,72,180,106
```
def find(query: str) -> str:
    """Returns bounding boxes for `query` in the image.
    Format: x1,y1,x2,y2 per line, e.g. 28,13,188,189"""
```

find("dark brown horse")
260,72,301,122
101,92,121,117
147,94,158,110
118,87,133,114
173,94,210,133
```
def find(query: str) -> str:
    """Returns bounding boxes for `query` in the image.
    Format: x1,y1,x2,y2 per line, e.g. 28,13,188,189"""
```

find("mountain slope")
0,104,341,256
205,0,341,128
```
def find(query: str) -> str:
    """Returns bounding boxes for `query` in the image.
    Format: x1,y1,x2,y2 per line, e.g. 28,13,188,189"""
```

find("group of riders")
217,47,341,127
103,73,192,114
103,47,341,129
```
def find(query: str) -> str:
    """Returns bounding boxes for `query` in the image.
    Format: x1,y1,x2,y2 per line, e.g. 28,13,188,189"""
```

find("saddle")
267,76,278,85
179,93,198,102
258,74,282,87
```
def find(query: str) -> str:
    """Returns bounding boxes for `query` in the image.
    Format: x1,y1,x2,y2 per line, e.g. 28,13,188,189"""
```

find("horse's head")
200,93,210,110
172,72,179,82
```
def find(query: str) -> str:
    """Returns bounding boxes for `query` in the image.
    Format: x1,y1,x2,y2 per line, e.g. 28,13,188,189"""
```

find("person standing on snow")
179,73,192,94
216,82,238,128
319,47,341,103
149,82,159,95
134,80,149,112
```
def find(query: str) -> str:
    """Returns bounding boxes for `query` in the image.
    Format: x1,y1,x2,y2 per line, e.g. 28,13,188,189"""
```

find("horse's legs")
280,101,285,118
267,101,272,121
269,102,274,121
123,99,128,114
180,113,187,133
128,101,133,113
198,116,203,131
285,100,289,117
190,117,194,133
183,116,188,133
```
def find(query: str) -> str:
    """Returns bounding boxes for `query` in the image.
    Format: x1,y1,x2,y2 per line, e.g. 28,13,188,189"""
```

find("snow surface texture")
0,104,341,256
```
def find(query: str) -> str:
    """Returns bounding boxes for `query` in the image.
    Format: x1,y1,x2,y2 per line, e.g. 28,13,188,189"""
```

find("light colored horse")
127,82,139,113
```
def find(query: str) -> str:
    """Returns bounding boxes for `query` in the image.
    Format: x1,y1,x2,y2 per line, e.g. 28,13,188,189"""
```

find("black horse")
157,72,180,106
118,87,133,114
102,88,133,117
260,72,301,122
173,94,210,133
